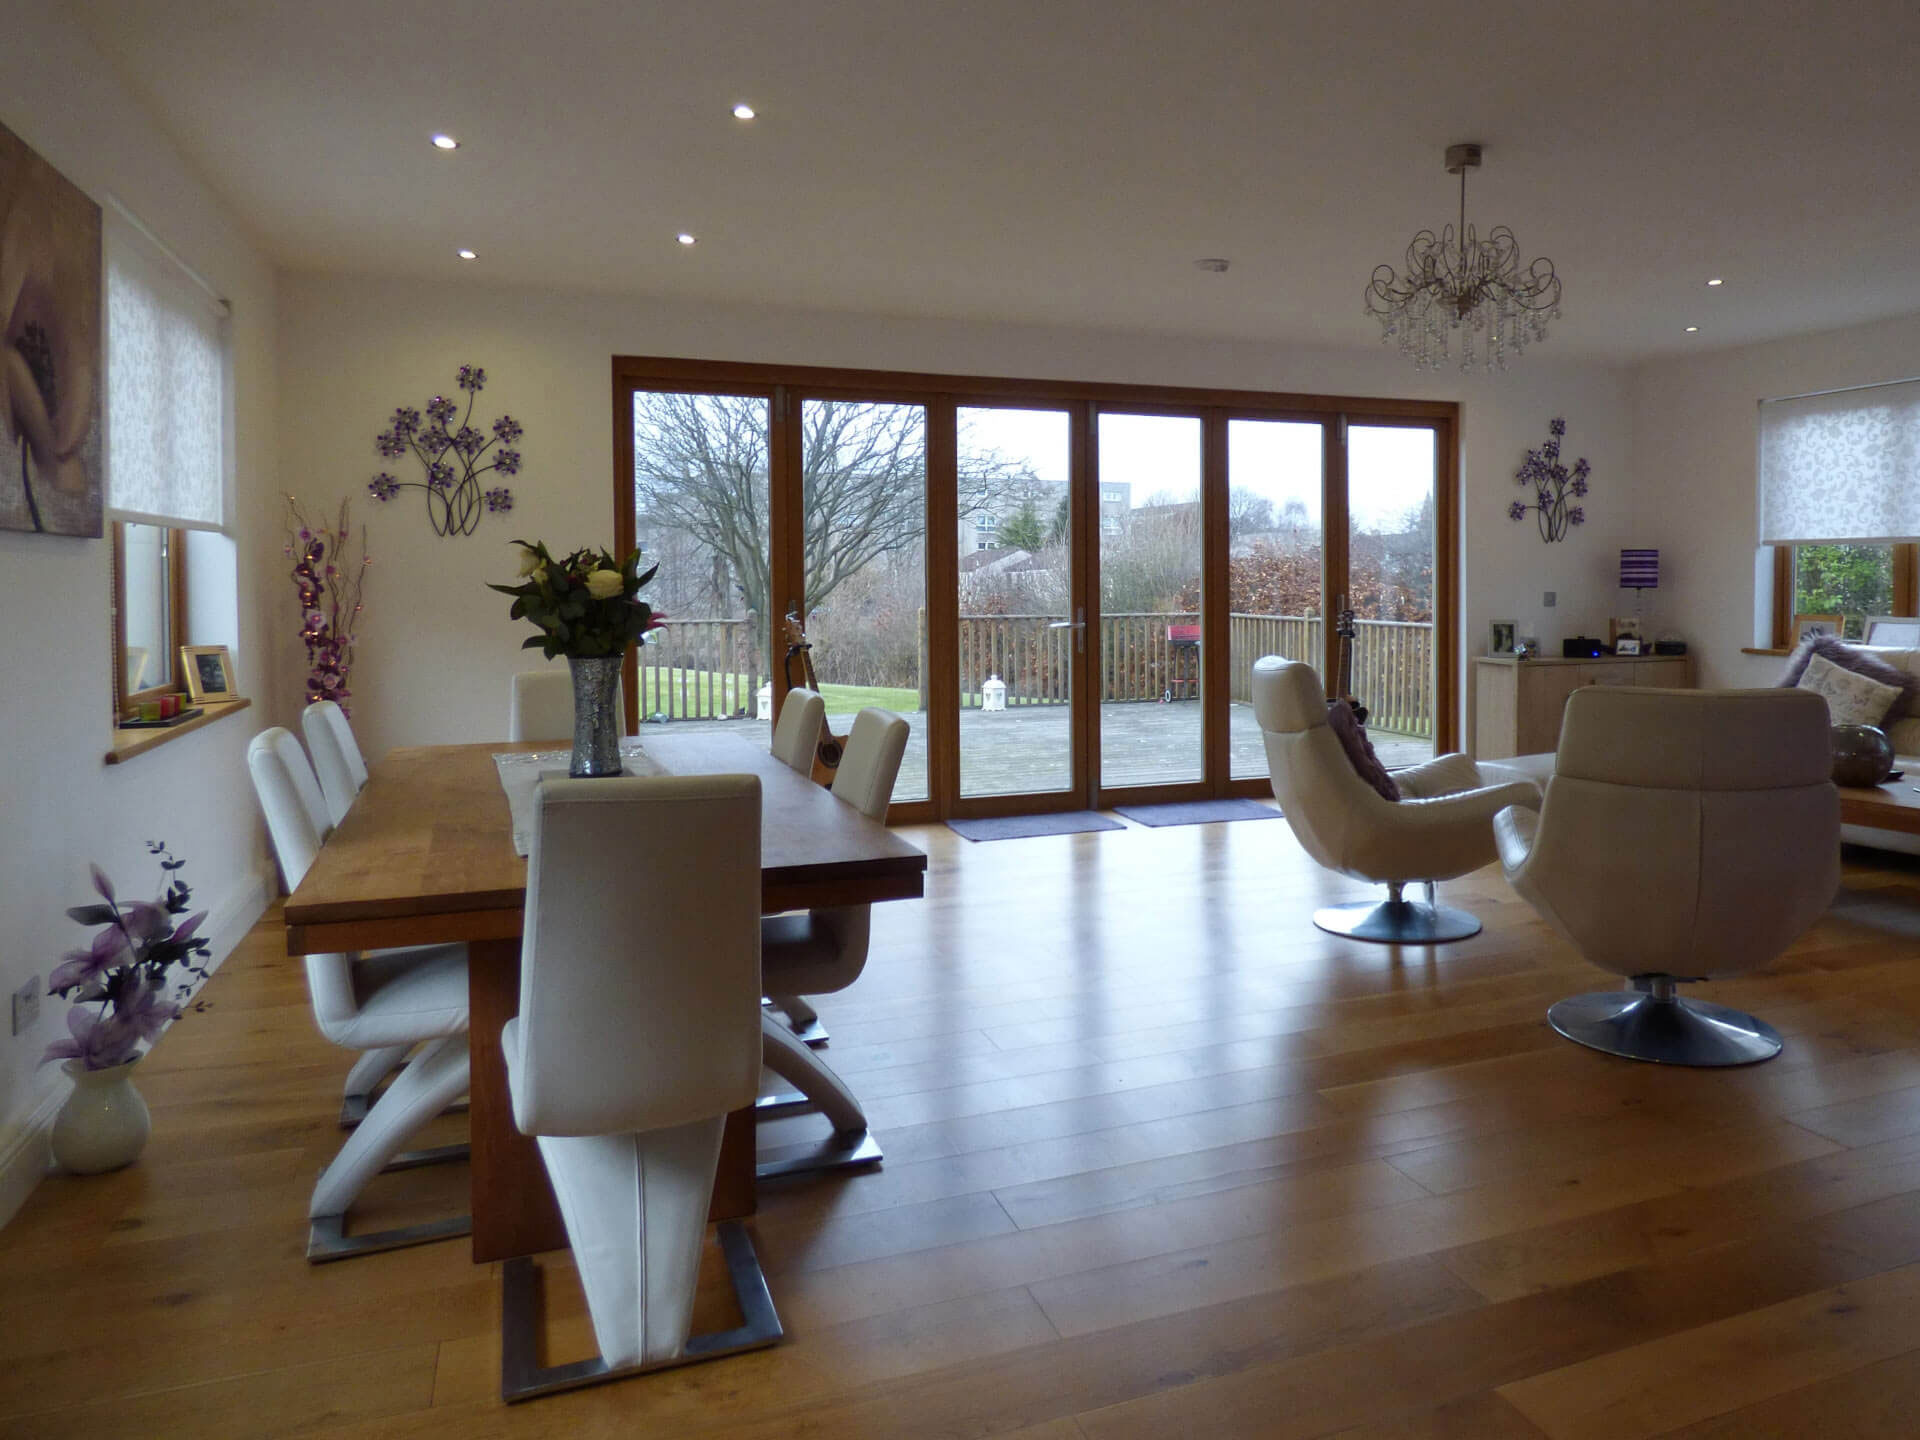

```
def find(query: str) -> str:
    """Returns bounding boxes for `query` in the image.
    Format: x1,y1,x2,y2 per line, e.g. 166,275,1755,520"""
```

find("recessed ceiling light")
1685,325,1699,333
731,103,756,121
1194,258,1231,273
677,232,698,246
431,133,459,150
1706,277,1724,286
456,248,478,261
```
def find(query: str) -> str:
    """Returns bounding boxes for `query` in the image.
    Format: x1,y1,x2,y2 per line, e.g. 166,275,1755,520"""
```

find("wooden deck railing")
639,612,1433,737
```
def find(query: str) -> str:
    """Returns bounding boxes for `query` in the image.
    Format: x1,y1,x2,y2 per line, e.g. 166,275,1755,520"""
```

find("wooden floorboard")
5,822,1920,1437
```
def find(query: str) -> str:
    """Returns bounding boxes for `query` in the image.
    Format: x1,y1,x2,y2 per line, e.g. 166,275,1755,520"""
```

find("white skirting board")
0,863,273,1233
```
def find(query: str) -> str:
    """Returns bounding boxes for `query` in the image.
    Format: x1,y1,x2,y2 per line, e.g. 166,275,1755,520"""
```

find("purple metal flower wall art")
43,844,212,1071
285,496,370,715
366,364,521,536
1511,417,1591,543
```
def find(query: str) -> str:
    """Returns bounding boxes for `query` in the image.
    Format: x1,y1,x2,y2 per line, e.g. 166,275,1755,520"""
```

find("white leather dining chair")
303,700,368,829
769,686,826,776
755,706,909,1178
248,728,472,1261
499,773,780,1402
510,667,626,742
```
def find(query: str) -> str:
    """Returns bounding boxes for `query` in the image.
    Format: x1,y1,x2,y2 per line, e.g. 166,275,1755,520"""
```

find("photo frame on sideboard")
1791,613,1843,646
1489,620,1517,656
180,645,239,703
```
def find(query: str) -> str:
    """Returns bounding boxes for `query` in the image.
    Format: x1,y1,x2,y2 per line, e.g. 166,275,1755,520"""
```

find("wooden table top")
1837,774,1920,836
283,732,927,953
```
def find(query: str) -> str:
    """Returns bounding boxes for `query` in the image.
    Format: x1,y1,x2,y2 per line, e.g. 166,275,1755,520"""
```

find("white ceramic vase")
51,1057,152,1174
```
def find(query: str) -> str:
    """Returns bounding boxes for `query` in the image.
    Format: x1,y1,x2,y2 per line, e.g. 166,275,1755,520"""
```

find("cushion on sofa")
1778,634,1920,723
1797,652,1901,727
1326,699,1399,802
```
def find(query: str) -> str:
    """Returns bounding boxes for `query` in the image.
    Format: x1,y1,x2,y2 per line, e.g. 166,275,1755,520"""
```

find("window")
1771,541,1917,647
103,210,229,723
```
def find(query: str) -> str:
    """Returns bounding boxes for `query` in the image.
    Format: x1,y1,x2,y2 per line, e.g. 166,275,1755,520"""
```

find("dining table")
282,729,928,1263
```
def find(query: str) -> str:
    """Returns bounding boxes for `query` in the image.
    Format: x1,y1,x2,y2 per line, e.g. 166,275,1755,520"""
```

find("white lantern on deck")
981,673,1007,713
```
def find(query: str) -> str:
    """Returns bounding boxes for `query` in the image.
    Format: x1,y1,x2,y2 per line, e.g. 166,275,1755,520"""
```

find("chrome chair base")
754,1089,814,1121
756,1128,882,1181
1313,898,1482,944
340,1090,470,1129
306,1142,472,1262
1548,988,1783,1067
500,1221,783,1404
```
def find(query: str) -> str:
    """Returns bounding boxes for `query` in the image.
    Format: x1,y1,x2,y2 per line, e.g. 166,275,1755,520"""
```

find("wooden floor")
7,819,1920,1438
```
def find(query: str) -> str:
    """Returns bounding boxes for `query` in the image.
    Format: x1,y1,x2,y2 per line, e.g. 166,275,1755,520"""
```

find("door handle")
1048,609,1087,653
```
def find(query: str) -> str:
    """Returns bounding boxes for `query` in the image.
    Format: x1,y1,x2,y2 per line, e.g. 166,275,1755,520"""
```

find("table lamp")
1620,549,1659,653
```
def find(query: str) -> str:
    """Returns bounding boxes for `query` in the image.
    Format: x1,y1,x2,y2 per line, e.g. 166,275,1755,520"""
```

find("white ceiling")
71,0,1920,363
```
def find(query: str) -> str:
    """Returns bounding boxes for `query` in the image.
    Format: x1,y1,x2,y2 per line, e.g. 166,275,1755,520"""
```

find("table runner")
492,744,667,856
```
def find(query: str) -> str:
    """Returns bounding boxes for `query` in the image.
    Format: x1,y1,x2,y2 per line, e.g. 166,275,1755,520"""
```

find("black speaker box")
1562,637,1605,658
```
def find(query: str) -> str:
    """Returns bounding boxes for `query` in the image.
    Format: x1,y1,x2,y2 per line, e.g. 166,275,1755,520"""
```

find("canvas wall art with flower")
0,119,103,538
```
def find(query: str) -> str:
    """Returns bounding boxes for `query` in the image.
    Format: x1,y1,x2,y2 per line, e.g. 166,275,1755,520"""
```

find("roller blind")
105,215,228,531
1759,378,1920,545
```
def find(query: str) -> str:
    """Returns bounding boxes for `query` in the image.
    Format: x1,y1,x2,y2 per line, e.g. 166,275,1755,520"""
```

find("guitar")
1333,596,1370,726
782,612,846,786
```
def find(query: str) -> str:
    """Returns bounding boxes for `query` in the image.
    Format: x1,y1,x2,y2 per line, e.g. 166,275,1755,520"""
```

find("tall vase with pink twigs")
285,497,370,716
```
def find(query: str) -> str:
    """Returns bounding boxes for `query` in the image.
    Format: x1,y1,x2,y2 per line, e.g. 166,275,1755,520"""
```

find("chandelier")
1364,144,1562,373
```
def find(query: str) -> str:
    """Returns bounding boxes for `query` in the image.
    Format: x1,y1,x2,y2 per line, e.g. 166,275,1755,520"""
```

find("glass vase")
568,655,623,778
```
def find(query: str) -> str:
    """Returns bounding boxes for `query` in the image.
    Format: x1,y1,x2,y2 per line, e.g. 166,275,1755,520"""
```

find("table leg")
468,938,566,1262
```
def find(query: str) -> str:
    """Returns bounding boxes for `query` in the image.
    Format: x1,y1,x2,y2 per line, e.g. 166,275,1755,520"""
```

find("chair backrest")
1528,686,1838,976
770,687,826,776
302,701,368,828
830,707,910,821
509,668,628,742
513,774,763,1137
1251,656,1393,872
248,728,361,1037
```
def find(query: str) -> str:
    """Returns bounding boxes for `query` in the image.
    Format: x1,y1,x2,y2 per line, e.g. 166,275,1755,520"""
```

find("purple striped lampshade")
1620,549,1659,590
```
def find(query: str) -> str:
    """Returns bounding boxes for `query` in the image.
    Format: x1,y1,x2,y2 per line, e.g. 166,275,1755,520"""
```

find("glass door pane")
1346,424,1438,766
630,391,772,731
956,407,1075,798
800,399,930,803
1226,420,1324,780
1096,413,1203,789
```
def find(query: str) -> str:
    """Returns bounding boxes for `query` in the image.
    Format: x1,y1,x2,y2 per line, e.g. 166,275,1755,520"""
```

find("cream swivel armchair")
1496,686,1838,1066
509,667,625,742
303,700,368,831
500,774,780,1403
756,706,909,1177
247,729,472,1260
765,685,831,1043
1254,657,1542,942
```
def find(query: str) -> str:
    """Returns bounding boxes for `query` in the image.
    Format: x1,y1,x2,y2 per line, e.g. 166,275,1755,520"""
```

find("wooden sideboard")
1472,654,1694,759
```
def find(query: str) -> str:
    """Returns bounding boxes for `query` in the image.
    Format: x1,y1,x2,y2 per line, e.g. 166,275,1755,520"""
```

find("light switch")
1543,591,1557,607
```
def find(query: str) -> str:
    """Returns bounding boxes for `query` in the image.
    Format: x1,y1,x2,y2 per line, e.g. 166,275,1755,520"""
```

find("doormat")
1111,798,1283,827
946,811,1125,842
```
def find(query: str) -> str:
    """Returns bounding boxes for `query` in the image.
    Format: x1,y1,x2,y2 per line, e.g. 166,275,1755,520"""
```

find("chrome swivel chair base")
1548,979,1782,1067
756,1129,883,1181
500,1221,783,1403
1314,883,1481,944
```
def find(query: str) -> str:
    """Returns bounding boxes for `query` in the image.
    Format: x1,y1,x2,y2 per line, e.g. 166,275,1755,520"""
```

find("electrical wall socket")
12,977,40,1037
1543,591,1557,607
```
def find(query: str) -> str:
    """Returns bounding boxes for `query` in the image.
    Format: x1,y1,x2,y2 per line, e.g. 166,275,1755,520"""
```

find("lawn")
632,665,921,720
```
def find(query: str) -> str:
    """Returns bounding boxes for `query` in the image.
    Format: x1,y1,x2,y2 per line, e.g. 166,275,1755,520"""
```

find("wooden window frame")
1769,541,1919,649
111,521,189,720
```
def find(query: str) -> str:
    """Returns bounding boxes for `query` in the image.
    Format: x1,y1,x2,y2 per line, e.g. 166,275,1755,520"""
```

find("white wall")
276,271,1634,761
0,0,278,1222
1632,311,1920,691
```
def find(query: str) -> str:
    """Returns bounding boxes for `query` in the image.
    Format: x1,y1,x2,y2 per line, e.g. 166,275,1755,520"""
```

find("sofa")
1833,644,1920,854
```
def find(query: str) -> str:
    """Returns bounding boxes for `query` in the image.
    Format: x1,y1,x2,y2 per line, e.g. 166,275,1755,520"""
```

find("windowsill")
106,697,252,764
1742,647,1793,657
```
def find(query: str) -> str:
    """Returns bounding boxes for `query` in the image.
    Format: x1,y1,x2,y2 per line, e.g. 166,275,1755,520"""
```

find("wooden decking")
8,822,1918,1437
646,701,1432,800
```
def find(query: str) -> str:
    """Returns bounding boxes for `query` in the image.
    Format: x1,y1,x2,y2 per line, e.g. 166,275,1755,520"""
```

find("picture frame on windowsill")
1863,616,1920,647
1791,613,1843,646
181,644,240,703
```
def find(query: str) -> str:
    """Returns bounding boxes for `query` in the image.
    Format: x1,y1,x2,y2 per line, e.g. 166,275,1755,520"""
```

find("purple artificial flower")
1549,417,1566,437
375,430,406,459
368,474,399,501
41,1006,140,1071
485,487,513,513
1542,437,1560,462
1571,476,1589,497
119,974,182,1044
1508,500,1527,521
418,425,450,454
90,864,114,903
427,461,455,490
1537,488,1553,508
492,415,523,443
493,448,521,476
392,406,421,436
426,395,457,424
452,425,485,457
1568,507,1586,525
120,900,172,944
456,364,487,391
48,925,132,994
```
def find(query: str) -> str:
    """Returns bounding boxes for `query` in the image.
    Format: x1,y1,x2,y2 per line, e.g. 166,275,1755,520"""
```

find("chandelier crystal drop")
1364,144,1562,373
